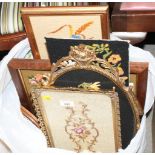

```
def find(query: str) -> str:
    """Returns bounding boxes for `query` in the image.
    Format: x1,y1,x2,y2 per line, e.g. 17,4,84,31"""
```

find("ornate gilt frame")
48,44,141,129
31,87,121,152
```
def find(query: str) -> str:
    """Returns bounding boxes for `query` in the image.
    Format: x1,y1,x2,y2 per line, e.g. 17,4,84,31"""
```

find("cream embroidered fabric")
30,16,102,59
32,89,121,152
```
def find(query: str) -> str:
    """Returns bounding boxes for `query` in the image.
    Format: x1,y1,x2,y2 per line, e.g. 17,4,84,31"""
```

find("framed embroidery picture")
8,59,51,112
45,38,129,86
31,87,121,152
21,6,110,59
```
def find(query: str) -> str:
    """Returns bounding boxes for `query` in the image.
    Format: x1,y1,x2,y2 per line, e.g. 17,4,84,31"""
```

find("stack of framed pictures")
7,5,148,153
8,55,146,152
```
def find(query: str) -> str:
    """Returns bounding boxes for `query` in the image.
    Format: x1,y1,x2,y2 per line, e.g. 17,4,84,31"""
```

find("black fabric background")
45,38,129,86
54,69,135,149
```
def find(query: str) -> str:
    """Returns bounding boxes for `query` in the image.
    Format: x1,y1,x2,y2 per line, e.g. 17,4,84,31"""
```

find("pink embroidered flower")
29,80,37,85
74,127,84,134
35,74,43,82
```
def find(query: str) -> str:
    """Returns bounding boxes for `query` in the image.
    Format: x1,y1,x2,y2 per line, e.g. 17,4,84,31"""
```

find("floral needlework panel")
19,70,51,97
65,101,99,152
45,38,129,85
36,89,121,153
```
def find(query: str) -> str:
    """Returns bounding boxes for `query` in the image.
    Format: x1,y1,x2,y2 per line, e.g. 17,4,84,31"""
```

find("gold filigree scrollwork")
30,89,54,147
48,44,141,132
65,101,99,152
49,44,123,86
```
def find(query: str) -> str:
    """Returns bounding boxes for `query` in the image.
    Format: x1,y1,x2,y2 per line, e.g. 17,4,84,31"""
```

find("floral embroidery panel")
38,89,120,152
45,38,129,85
65,101,99,152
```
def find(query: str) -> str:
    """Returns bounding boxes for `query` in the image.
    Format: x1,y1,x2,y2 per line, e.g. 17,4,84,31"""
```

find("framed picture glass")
31,88,121,152
21,6,110,59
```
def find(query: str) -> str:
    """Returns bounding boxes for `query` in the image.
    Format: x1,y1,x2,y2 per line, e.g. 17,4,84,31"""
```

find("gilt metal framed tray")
31,87,121,152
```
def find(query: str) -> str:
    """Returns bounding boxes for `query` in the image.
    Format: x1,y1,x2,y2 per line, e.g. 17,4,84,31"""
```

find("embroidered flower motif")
78,82,101,91
117,66,124,76
108,54,122,64
65,102,99,152
28,73,50,87
74,127,84,134
35,74,43,82
73,126,91,139
89,82,101,91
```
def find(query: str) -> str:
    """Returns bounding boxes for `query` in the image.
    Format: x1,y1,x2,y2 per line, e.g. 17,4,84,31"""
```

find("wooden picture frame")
8,59,148,112
130,62,148,109
31,87,121,152
8,59,51,112
21,6,110,59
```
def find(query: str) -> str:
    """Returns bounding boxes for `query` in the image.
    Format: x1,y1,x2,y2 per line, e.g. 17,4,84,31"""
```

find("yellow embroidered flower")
108,54,122,64
78,82,101,91
117,66,124,76
89,82,101,91
42,95,51,101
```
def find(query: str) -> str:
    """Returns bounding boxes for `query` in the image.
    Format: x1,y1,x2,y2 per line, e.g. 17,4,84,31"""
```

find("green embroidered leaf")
103,50,112,59
117,63,121,67
105,48,109,51
101,44,104,48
